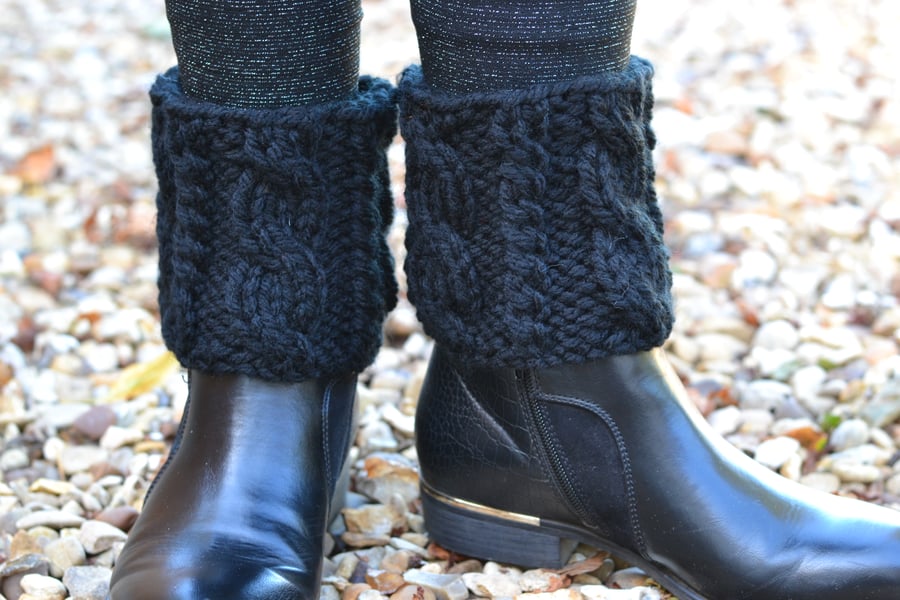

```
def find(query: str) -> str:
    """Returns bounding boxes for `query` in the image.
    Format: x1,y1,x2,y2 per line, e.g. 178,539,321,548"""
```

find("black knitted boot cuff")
151,69,398,381
399,56,673,369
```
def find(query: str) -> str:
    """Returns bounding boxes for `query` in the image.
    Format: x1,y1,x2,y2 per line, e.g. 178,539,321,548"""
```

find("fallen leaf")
99,351,180,404
783,425,828,451
10,145,57,185
554,551,611,577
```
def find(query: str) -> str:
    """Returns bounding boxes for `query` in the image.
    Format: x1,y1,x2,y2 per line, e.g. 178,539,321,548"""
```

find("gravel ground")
1,0,899,598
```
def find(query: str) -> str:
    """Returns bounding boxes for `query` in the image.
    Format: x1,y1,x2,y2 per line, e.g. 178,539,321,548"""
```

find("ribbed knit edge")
151,68,398,381
399,56,673,369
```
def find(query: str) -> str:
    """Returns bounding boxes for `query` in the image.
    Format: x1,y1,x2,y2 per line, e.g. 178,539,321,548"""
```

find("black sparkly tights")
164,0,636,106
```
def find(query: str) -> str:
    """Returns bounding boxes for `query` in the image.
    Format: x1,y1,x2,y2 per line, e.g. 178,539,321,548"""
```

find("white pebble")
754,436,800,470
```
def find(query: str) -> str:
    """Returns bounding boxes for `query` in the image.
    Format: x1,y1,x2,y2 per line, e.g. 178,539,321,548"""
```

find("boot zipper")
522,371,591,524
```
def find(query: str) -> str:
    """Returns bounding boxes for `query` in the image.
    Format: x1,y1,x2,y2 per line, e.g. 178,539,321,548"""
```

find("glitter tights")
165,0,636,104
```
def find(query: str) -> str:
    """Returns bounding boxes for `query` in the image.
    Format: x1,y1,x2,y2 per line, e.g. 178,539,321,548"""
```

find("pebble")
72,406,117,440
403,570,468,600
707,406,742,436
43,537,87,578
463,572,523,598
829,461,883,484
518,590,585,600
16,511,86,531
3,2,900,600
829,419,870,451
754,437,801,470
800,472,842,494
579,587,661,600
62,566,112,600
78,520,128,554
19,574,67,600
58,445,109,475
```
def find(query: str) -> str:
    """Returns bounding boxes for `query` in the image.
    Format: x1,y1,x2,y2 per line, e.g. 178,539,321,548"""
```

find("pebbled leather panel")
416,346,580,523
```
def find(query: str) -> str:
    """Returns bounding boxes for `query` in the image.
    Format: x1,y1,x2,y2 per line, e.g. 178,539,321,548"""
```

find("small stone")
321,585,341,600
343,502,407,539
829,419,870,451
1,447,29,471
29,479,75,496
79,520,128,554
19,574,66,600
391,585,437,600
519,569,568,593
357,455,420,506
334,553,360,580
366,570,406,594
753,320,800,351
446,560,483,575
791,366,827,404
754,437,801,470
44,536,87,578
739,380,793,412
99,426,144,450
380,551,417,574
707,406,742,436
860,401,900,429
93,506,139,533
10,530,43,559
604,568,652,590
463,572,523,598
886,473,900,496
800,472,841,494
0,553,50,579
580,586,660,600
342,583,373,600
59,445,109,475
403,570,468,600
829,460,882,483
517,590,585,600
62,566,112,600
72,406,117,440
16,510,86,530
42,438,65,462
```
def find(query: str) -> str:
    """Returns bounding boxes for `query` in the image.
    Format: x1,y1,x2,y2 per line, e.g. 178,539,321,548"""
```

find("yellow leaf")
99,351,180,404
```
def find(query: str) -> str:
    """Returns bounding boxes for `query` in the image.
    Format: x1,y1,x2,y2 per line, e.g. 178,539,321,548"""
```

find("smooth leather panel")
534,349,900,599
109,371,357,600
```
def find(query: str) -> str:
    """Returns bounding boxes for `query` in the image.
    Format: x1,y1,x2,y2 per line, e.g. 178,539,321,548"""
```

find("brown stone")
72,406,117,440
94,506,139,532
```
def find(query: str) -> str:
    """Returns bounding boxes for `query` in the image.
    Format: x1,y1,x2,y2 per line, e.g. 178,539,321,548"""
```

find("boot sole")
421,482,706,600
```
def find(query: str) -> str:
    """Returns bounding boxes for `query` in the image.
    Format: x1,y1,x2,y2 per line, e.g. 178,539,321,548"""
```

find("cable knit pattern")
151,68,397,381
399,56,673,368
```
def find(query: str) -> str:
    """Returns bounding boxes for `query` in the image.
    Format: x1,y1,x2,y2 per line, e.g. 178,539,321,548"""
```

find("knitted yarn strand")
399,57,673,369
152,70,398,381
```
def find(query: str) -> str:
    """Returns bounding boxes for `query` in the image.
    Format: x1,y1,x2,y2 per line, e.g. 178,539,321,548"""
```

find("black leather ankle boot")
399,58,900,600
416,346,900,600
109,372,356,599
109,70,398,599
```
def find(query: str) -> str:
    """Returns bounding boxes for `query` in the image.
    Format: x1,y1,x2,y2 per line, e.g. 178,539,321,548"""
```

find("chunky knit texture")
151,69,397,381
399,56,673,369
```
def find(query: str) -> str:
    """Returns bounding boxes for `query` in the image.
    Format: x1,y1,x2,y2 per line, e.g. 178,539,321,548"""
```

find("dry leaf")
554,551,611,577
99,351,180,404
784,425,828,451
10,145,57,185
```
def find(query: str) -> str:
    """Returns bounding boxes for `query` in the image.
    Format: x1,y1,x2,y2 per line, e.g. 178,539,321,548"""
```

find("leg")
168,0,361,107
109,2,397,598
400,3,900,599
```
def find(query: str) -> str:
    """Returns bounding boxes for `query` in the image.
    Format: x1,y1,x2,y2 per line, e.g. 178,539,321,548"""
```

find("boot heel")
421,484,577,568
